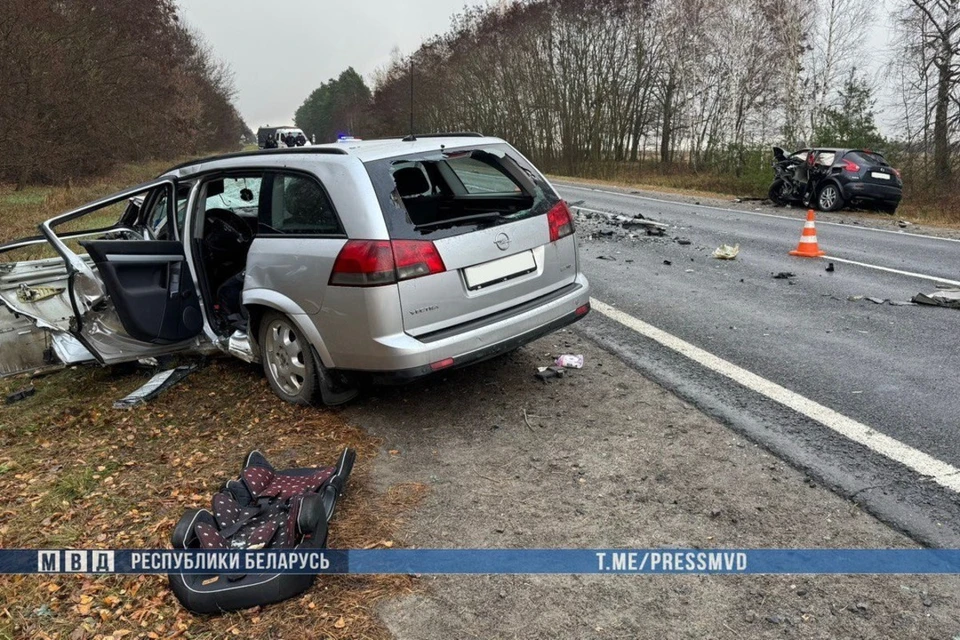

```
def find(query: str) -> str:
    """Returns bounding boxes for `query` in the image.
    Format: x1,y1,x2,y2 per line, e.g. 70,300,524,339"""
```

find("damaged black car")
769,147,903,214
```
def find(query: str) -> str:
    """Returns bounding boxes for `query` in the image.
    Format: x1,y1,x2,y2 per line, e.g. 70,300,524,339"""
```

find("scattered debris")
866,297,886,305
555,354,585,369
663,260,672,266
535,366,566,382
685,269,695,273
16,284,64,303
596,255,616,261
898,220,912,228
676,238,692,246
773,272,796,280
825,262,835,273
712,244,740,260
113,365,197,409
6,385,35,404
848,295,863,301
912,289,960,309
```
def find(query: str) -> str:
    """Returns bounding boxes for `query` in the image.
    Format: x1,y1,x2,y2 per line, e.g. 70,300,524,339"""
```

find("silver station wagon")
0,134,591,405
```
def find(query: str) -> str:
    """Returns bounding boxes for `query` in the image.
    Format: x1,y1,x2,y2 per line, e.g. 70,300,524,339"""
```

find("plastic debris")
773,272,796,279
555,354,584,369
912,289,960,309
712,244,740,260
113,365,196,409
676,238,692,246
535,366,565,382
6,386,35,404
825,262,835,272
663,260,672,266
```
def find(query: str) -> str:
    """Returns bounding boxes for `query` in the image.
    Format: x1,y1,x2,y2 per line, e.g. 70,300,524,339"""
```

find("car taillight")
391,239,446,281
547,201,575,242
329,240,445,287
892,168,902,180
842,159,860,173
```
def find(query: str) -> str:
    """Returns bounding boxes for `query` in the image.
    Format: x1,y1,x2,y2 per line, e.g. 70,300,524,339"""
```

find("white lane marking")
824,256,960,288
557,182,960,245
590,298,960,493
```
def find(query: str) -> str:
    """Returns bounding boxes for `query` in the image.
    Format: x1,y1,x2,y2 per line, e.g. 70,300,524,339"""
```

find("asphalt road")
553,180,960,547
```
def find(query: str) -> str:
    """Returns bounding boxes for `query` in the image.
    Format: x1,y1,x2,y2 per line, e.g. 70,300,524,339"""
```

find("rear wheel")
259,311,318,405
817,183,844,212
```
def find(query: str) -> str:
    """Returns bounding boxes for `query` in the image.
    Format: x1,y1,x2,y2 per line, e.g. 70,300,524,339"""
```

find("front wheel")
259,311,318,405
768,179,789,206
817,183,845,212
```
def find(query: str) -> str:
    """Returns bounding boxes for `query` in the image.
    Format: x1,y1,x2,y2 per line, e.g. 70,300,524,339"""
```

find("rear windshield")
845,150,888,166
364,143,558,240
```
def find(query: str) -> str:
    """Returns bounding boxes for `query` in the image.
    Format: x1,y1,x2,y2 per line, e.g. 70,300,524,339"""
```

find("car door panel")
0,178,209,372
82,240,203,344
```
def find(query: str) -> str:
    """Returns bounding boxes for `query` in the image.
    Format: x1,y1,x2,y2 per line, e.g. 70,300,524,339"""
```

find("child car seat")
168,448,355,614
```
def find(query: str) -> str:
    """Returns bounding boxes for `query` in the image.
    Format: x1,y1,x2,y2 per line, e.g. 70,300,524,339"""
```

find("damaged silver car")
0,134,591,405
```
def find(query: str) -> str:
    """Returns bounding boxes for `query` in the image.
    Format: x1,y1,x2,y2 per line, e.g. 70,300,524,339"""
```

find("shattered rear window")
364,144,558,241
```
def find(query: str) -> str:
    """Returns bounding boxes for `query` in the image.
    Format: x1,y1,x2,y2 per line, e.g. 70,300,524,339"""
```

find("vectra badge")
495,233,511,251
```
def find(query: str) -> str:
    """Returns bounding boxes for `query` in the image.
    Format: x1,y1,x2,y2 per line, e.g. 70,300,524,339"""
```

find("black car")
769,147,903,214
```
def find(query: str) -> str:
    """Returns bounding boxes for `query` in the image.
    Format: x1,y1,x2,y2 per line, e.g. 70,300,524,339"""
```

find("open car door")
0,178,206,377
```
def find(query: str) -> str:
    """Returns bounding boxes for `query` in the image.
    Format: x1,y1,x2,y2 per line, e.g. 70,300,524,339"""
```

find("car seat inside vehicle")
197,177,261,333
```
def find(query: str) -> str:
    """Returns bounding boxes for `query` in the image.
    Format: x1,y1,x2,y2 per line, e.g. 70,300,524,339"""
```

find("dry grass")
0,358,424,640
0,160,183,247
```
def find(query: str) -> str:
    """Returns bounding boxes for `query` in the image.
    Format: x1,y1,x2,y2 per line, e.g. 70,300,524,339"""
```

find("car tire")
259,311,319,405
817,183,845,212
768,179,789,206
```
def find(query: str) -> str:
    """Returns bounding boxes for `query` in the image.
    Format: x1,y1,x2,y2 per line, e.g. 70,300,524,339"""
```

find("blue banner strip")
5,549,960,575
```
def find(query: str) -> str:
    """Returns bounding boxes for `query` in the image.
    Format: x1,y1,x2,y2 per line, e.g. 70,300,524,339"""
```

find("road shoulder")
346,332,960,639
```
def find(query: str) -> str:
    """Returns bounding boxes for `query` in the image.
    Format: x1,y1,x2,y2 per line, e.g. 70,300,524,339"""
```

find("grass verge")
0,358,424,640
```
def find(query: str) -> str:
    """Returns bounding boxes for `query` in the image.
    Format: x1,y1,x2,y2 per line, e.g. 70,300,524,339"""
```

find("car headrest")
394,167,430,198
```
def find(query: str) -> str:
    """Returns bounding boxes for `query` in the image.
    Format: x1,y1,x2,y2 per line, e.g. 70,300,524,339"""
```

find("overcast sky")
176,0,489,131
177,0,900,134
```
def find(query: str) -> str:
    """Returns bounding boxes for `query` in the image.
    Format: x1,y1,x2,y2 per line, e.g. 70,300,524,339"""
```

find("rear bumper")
328,272,590,377
841,181,902,205
352,302,590,384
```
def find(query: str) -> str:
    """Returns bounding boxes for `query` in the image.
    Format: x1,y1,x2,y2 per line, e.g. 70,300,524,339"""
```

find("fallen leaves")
0,358,420,640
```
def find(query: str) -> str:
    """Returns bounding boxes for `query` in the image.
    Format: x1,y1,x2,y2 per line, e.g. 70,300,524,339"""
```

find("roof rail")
399,132,485,142
164,146,349,173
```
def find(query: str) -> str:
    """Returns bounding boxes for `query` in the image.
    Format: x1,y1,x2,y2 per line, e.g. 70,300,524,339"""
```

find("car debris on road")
912,289,960,309
712,244,740,260
113,365,197,409
555,354,584,369
772,272,796,280
535,366,566,382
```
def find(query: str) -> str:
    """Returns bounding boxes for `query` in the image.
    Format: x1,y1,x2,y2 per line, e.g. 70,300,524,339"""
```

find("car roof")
165,134,510,175
313,134,508,162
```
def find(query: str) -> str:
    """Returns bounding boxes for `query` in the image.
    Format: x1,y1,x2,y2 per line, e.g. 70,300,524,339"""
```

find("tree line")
0,0,247,187
296,0,960,209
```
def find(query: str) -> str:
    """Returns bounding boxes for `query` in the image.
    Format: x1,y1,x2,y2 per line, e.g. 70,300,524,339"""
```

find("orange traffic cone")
789,209,826,257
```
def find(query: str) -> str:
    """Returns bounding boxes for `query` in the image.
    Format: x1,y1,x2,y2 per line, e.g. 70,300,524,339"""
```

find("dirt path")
347,330,960,639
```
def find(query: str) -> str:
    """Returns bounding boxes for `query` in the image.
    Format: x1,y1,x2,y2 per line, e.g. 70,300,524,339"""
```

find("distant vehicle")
257,126,310,149
768,147,902,214
0,135,590,406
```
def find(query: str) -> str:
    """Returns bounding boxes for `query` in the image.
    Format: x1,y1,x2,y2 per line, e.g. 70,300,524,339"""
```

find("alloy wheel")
263,317,306,397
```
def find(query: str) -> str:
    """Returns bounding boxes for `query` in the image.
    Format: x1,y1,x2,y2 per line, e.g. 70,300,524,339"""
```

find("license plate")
464,251,537,290
872,171,891,180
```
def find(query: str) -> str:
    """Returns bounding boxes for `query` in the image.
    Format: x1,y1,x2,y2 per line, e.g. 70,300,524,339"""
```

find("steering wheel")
203,208,254,250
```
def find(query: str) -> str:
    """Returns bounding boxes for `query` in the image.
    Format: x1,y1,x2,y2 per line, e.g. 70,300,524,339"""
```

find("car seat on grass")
168,447,355,614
